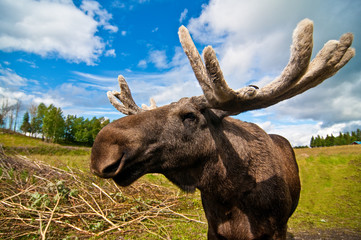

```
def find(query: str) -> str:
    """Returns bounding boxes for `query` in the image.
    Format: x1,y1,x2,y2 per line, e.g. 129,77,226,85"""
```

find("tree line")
20,103,109,146
310,129,361,148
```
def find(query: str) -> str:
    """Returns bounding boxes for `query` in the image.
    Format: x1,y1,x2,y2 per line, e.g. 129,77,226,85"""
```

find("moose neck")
163,116,257,201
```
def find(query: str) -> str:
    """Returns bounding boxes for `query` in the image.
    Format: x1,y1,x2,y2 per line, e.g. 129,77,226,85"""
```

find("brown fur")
91,98,300,239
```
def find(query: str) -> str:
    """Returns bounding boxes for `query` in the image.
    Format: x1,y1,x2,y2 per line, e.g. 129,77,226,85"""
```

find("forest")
1,101,109,146
310,129,361,148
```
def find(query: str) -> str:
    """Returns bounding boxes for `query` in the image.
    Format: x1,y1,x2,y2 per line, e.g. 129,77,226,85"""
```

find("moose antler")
107,75,157,115
179,18,355,115
108,19,354,116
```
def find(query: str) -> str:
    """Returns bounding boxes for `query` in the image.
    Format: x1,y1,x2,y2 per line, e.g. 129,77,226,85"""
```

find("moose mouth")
111,154,149,187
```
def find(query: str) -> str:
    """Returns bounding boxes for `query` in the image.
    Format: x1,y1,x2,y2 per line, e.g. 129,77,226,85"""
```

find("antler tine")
201,19,314,112
244,28,355,110
178,26,215,105
141,98,157,110
107,75,144,115
254,19,314,99
179,19,355,115
178,26,241,109
286,33,355,94
203,46,239,105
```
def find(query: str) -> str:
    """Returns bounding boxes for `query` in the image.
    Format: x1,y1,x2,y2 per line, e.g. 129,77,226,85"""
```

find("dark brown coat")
91,99,300,239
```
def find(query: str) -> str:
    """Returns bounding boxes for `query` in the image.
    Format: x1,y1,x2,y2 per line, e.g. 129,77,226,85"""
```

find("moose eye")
182,112,197,122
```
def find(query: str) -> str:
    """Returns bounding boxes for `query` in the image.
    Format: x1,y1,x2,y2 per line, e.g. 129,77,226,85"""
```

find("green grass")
0,131,90,171
0,131,51,147
289,146,361,231
1,130,361,238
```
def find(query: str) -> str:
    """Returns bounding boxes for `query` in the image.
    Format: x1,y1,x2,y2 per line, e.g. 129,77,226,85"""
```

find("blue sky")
0,0,360,146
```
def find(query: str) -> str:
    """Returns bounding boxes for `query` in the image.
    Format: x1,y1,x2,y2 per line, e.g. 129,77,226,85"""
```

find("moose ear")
204,109,229,123
211,109,231,120
189,96,229,121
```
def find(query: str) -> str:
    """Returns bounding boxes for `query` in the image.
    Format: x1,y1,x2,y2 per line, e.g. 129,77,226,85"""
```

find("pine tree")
310,136,315,148
20,112,31,134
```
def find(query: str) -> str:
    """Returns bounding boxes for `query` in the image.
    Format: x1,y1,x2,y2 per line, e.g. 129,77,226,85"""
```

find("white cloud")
0,88,27,105
105,49,116,57
148,50,169,69
73,71,116,83
0,85,69,110
0,0,118,65
80,0,118,33
111,0,126,9
257,120,361,147
137,59,147,69
0,65,27,87
17,59,38,68
153,80,200,104
179,8,188,23
270,72,361,124
257,121,320,147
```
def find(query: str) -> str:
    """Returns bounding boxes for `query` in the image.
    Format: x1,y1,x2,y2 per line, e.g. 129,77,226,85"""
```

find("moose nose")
91,157,123,178
90,139,125,178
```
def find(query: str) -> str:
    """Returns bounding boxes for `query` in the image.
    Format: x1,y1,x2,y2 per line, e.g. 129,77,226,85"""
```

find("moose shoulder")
91,19,355,240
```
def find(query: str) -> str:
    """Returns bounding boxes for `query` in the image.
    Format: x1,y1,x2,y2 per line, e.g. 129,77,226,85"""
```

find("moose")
91,19,355,239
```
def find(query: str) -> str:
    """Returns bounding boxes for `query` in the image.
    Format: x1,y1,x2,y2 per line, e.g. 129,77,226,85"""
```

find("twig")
92,182,117,204
41,192,61,240
144,216,171,240
33,174,52,183
53,220,94,235
78,194,122,232
87,190,106,216
137,199,206,224
0,186,34,202
39,211,44,239
95,215,147,236
139,220,168,240
162,207,206,224
111,179,123,193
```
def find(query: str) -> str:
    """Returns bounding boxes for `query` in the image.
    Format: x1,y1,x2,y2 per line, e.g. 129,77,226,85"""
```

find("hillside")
1,131,360,239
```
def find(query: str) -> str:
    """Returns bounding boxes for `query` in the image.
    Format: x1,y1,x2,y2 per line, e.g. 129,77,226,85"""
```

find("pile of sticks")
0,148,205,239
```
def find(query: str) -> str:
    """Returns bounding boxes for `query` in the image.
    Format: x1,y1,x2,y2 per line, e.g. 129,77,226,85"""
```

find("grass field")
1,130,360,239
291,146,361,231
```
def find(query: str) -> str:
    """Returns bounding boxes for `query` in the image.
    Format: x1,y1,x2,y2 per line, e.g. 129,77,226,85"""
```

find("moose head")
91,19,354,239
